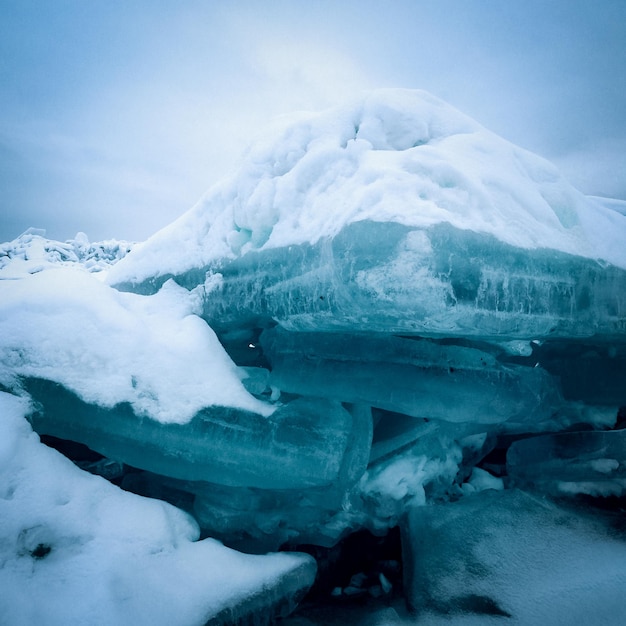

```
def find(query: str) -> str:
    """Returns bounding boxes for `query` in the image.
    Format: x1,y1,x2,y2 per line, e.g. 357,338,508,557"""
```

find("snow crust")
0,392,314,626
108,88,626,287
0,264,272,424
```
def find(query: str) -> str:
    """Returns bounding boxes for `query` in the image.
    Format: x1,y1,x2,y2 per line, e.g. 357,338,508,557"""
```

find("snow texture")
0,229,134,277
0,392,316,626
403,489,626,625
0,263,271,424
108,88,626,289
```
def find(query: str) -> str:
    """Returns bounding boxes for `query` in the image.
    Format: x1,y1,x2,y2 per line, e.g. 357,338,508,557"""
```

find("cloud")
246,37,375,111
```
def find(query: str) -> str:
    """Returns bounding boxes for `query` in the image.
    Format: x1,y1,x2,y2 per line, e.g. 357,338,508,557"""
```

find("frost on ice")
1,89,626,624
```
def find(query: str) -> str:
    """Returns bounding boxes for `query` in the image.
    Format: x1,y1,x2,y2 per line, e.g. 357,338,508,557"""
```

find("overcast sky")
1,0,625,243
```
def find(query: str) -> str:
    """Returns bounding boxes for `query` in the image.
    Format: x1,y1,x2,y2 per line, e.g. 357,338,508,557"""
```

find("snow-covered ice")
0,228,134,278
0,392,316,626
106,90,626,343
403,489,626,625
0,261,270,423
1,88,625,624
107,89,626,289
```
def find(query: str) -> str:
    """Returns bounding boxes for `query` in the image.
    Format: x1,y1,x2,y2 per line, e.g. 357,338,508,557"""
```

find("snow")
357,442,463,531
107,88,626,288
404,489,626,626
0,391,315,626
0,229,135,278
590,195,626,216
464,467,504,493
0,265,273,424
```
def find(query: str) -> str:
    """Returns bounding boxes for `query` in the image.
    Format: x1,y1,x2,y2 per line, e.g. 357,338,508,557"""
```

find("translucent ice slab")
262,327,561,424
0,391,316,626
115,221,626,343
25,378,371,490
507,428,626,496
121,411,466,551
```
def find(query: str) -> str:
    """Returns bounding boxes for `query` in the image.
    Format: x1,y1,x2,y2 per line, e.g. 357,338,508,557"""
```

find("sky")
1,0,625,243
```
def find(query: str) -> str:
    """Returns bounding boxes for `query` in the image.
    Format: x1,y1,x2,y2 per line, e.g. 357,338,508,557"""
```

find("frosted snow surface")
0,262,271,424
403,489,626,625
108,88,626,288
0,392,315,626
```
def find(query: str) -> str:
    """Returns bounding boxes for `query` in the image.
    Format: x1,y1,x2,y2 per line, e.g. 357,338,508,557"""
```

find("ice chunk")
262,327,562,424
106,90,626,343
0,391,316,625
25,378,370,490
402,489,626,623
114,220,626,344
507,429,626,496
118,405,372,550
191,481,354,551
125,410,464,549
354,433,464,534
239,365,272,396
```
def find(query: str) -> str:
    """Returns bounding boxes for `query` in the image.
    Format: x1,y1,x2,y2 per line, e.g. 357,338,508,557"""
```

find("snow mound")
108,88,626,287
0,266,272,423
0,392,315,626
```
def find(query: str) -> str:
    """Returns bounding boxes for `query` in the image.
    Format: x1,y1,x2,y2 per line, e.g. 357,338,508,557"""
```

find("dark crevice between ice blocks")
219,325,274,368
533,339,626,405
40,434,127,484
279,528,405,622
